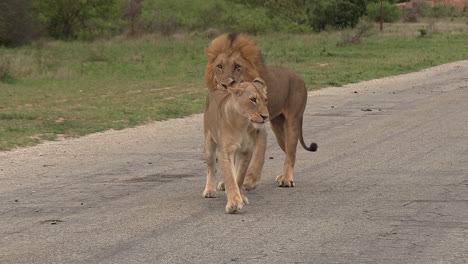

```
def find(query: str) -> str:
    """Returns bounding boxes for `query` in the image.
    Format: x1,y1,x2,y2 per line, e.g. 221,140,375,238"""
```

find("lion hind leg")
270,115,286,152
270,115,296,187
276,118,299,188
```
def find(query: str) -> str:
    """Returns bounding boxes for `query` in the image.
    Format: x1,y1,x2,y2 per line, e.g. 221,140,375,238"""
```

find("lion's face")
205,33,264,91
213,52,248,90
229,78,269,127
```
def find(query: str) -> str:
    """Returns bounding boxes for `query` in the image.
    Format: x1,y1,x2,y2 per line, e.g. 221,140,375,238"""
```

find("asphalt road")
1,61,467,264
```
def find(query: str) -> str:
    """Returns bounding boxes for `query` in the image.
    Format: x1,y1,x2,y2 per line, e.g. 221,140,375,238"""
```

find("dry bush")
0,56,15,83
338,20,375,47
403,1,430,22
121,0,143,37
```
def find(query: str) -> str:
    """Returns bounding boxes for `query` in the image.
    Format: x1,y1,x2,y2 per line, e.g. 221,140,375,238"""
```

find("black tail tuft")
309,143,318,152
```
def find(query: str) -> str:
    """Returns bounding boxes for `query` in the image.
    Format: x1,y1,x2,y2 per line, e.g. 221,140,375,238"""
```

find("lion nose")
260,114,269,122
220,78,236,89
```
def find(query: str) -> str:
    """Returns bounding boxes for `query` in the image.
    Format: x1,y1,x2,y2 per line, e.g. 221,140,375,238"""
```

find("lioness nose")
260,114,269,121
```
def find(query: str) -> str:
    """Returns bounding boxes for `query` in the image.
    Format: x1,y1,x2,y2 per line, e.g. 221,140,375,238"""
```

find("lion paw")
217,181,225,191
225,199,244,214
276,175,295,187
203,188,217,198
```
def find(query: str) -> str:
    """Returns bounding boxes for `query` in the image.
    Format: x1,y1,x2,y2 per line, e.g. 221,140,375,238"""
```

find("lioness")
203,78,268,214
205,32,317,189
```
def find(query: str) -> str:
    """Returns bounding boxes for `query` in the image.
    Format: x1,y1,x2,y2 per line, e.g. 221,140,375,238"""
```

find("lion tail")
298,115,318,152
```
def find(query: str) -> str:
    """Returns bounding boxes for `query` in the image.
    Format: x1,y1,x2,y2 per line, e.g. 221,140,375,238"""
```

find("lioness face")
214,52,250,90
230,79,269,127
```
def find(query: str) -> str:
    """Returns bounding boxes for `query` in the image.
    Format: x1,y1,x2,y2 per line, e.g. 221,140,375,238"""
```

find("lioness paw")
217,181,225,191
241,194,249,205
243,179,259,191
276,175,295,187
225,200,244,214
203,189,217,198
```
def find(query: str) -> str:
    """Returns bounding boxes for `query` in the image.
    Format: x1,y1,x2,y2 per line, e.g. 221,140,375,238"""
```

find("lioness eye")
265,99,268,104
250,98,257,103
216,64,223,70
234,64,241,71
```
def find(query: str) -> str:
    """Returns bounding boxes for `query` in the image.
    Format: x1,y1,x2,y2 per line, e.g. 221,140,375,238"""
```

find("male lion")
205,32,317,189
203,78,268,214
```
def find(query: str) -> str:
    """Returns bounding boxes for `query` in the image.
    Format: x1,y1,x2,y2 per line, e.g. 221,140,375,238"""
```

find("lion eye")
250,98,257,103
234,64,241,71
216,64,223,70
265,99,268,104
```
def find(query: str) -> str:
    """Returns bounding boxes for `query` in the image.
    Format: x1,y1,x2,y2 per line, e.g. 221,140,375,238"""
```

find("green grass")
1,22,468,150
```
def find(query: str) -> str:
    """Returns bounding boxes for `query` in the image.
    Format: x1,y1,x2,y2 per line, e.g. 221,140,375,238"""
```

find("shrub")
367,1,403,23
430,4,460,18
222,5,272,34
281,22,313,34
140,0,278,35
140,0,212,34
402,0,430,22
0,55,15,83
0,0,42,46
418,28,427,37
309,0,367,31
33,0,120,40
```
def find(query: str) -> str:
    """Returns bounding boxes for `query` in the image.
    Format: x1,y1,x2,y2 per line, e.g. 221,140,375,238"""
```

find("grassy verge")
1,22,467,150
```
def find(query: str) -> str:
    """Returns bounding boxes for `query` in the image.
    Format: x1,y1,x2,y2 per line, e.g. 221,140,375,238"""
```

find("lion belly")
263,66,308,119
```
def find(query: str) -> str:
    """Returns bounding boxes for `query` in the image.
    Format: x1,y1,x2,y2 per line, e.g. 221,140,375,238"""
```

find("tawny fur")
203,79,268,214
204,33,317,189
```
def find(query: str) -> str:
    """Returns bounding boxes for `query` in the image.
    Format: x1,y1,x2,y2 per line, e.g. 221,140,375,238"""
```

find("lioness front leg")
236,151,252,204
219,150,244,214
243,129,267,191
203,135,217,198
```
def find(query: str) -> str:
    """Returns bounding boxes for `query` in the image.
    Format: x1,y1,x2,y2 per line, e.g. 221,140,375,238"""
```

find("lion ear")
226,79,245,95
227,84,244,96
253,77,267,93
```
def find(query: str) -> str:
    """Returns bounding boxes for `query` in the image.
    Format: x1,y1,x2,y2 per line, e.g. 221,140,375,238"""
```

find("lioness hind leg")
243,129,267,191
203,135,217,198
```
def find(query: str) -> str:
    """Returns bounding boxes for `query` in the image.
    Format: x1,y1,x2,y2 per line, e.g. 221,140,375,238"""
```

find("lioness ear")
253,77,267,93
253,77,265,86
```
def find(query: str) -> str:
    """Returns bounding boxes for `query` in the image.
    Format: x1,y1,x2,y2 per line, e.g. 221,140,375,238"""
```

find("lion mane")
204,32,265,90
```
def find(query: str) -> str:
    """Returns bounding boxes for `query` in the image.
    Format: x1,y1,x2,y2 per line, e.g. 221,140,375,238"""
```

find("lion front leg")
243,129,267,191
